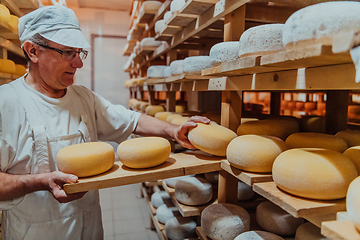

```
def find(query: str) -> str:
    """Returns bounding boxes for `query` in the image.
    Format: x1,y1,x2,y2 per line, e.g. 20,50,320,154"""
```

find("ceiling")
39,0,132,12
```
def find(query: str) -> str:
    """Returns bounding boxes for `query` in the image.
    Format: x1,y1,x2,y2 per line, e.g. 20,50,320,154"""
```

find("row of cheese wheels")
0,4,18,32
0,59,27,76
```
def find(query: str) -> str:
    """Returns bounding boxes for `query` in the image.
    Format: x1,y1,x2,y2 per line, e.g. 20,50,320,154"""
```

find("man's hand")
174,116,210,149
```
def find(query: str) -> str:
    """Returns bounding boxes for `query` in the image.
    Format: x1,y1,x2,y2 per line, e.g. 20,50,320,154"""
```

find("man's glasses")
36,43,88,61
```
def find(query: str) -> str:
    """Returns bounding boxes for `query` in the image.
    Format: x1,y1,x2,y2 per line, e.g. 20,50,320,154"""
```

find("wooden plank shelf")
220,160,273,186
322,220,360,240
253,181,345,227
138,11,157,24
167,11,198,28
64,150,224,194
172,192,218,217
181,0,219,15
166,73,210,83
161,179,175,196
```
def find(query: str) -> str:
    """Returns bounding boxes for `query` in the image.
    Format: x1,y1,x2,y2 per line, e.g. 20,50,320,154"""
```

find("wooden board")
161,179,175,196
196,226,209,240
138,11,156,24
253,182,346,219
64,151,224,194
220,160,273,186
181,0,219,15
166,73,210,83
167,11,197,27
172,192,218,217
322,220,360,240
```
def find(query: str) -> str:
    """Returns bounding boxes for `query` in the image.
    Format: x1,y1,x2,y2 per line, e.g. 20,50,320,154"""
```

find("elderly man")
0,5,208,239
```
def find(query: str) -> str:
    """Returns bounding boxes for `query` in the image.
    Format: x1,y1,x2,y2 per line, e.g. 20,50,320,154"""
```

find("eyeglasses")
36,43,88,60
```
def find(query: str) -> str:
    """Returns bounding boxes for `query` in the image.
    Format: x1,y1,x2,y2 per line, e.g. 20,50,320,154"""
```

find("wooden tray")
64,151,224,194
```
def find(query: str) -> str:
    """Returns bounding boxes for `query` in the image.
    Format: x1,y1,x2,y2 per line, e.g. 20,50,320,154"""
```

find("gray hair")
23,34,49,61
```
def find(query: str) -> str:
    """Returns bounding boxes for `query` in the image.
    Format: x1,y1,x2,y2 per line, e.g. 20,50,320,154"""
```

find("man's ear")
23,41,39,63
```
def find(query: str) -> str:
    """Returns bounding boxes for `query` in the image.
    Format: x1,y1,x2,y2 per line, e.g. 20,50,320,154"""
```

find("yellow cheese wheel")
128,98,138,108
155,111,172,121
343,146,360,175
346,176,360,232
0,5,10,22
140,102,149,112
57,142,115,177
188,123,237,156
299,115,326,133
0,59,15,74
227,135,289,173
166,113,182,123
171,116,190,125
273,148,358,200
117,137,171,168
145,105,165,116
14,64,27,77
335,130,360,147
175,105,185,113
237,118,299,140
285,132,348,152
8,15,18,31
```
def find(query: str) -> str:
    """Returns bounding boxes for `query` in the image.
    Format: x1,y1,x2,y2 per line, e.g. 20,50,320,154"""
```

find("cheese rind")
57,142,115,177
234,230,284,240
156,204,180,224
174,176,213,206
117,137,171,168
151,191,172,209
165,216,197,240
295,222,329,240
335,130,360,147
346,176,360,232
343,146,360,175
237,181,255,201
155,111,173,121
209,41,240,66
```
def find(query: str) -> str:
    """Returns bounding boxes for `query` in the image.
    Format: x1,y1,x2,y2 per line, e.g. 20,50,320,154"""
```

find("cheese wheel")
170,60,183,76
174,176,212,206
239,24,285,57
188,123,237,156
256,201,304,236
155,20,166,34
117,137,171,168
209,41,240,67
165,216,197,240
295,222,329,240
164,175,195,188
145,105,165,116
0,59,15,74
343,146,360,176
164,66,171,77
237,118,299,141
166,113,182,123
163,11,172,22
335,130,360,147
273,148,358,200
175,105,185,114
299,115,326,133
283,2,360,50
14,64,27,77
182,56,212,75
156,204,180,224
155,111,173,121
151,191,172,209
0,4,10,22
227,135,289,173
237,181,255,201
57,142,115,177
201,203,250,240
140,102,149,112
234,230,284,240
346,176,360,232
147,65,167,78
285,132,348,152
8,15,18,31
171,116,189,126
170,0,185,12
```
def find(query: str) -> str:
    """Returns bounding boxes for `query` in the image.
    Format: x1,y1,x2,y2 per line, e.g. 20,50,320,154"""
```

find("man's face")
37,41,84,91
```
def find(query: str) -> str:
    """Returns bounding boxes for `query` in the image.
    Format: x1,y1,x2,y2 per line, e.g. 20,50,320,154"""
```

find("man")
0,5,209,239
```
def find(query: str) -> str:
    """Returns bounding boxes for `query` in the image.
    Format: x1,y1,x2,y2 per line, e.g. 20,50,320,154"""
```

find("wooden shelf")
161,179,175,196
220,160,272,186
64,150,224,194
2,0,39,17
181,0,218,15
322,220,360,240
172,192,218,217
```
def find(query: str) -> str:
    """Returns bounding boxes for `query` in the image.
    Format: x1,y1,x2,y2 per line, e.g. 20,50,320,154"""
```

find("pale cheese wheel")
209,41,240,67
0,59,15,74
0,4,10,22
174,176,212,206
57,142,115,177
170,0,185,12
165,216,197,240
188,123,237,156
151,191,172,209
237,118,299,141
170,60,183,76
234,230,284,240
117,137,171,168
227,135,289,173
335,130,360,147
295,222,329,240
346,176,360,232
8,15,18,31
140,37,162,47
201,203,250,240
273,148,358,200
343,146,360,175
283,2,360,50
155,19,166,34
145,105,165,116
147,65,167,78
182,56,212,75
164,11,172,22
171,116,189,125
256,201,304,236
239,24,285,57
156,204,180,224
155,111,173,121
237,181,255,201
285,132,348,153
166,113,182,123
164,66,171,77
164,175,195,188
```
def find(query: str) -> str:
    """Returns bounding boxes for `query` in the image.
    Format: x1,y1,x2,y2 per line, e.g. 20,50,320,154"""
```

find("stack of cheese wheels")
145,105,165,116
166,113,182,123
155,111,173,121
273,148,358,200
151,191,172,208
256,201,304,236
209,41,240,67
165,216,197,240
188,123,237,156
285,132,348,152
239,24,285,57
174,176,212,206
346,176,360,232
170,60,184,76
237,117,299,141
171,116,189,126
147,65,167,78
156,204,180,224
295,222,328,240
227,135,289,173
57,142,114,177
237,181,255,201
234,230,284,240
164,175,195,188
335,130,360,147
283,2,360,50
117,137,171,168
201,203,250,240
182,56,212,75
343,146,360,174
299,115,326,133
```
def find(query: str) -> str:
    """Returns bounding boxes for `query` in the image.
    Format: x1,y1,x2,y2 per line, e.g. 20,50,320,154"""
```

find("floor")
99,184,159,240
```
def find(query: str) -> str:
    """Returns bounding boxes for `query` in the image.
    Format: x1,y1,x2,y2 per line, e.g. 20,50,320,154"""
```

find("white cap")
19,6,90,49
